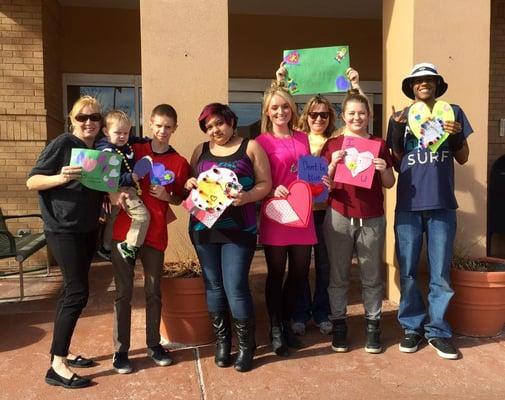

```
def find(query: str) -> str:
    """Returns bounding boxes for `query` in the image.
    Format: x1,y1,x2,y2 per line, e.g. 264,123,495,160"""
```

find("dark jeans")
264,244,311,327
195,242,255,320
47,230,98,357
111,242,164,352
292,210,331,325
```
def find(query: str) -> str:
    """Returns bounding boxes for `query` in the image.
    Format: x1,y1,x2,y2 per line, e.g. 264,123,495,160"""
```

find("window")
63,74,142,136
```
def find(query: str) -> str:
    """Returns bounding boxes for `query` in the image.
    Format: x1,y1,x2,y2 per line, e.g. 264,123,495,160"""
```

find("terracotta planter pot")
447,261,505,337
160,276,215,346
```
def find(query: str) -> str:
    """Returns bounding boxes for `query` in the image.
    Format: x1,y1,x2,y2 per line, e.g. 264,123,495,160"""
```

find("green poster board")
283,45,350,95
70,148,121,192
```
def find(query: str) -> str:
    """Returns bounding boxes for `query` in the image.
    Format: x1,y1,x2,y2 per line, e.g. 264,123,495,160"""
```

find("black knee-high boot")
233,318,256,372
209,312,231,367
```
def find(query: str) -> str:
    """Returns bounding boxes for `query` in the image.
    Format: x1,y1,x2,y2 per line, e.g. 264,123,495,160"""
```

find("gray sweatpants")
324,208,385,321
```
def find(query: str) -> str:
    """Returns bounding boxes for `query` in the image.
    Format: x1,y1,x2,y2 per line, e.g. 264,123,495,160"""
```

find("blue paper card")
297,155,329,203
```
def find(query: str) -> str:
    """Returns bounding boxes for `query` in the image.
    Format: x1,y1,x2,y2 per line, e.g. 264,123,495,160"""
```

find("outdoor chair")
0,207,47,300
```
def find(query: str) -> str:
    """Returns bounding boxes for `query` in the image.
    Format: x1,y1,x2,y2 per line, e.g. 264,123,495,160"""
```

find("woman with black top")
185,103,271,372
27,96,104,389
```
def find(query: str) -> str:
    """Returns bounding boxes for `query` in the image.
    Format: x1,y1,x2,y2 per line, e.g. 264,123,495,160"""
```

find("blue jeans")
395,209,456,339
292,210,331,325
194,242,255,320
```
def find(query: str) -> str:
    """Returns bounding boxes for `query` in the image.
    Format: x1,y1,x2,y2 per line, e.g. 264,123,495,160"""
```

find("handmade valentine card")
263,180,312,228
297,155,328,203
150,163,175,186
183,167,242,228
408,100,455,153
70,148,120,192
334,136,381,189
283,46,350,95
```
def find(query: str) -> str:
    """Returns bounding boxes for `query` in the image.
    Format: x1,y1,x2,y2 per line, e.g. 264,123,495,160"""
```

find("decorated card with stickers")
183,167,242,228
263,180,312,228
297,155,329,203
70,148,121,192
282,45,350,95
334,135,381,189
408,100,455,153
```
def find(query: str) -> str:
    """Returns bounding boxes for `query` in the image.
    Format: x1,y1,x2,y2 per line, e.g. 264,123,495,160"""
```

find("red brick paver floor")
1,254,504,400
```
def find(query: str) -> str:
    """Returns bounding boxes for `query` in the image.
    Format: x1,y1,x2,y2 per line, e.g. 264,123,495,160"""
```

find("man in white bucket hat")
387,62,473,360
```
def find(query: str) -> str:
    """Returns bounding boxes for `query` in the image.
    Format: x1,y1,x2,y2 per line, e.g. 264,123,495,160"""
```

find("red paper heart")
263,180,312,228
309,182,325,197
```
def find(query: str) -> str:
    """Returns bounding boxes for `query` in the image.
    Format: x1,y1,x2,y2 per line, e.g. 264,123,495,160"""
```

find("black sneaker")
331,319,349,353
364,319,382,354
97,246,111,261
428,338,459,360
112,352,132,374
117,241,138,265
399,333,423,353
147,345,173,366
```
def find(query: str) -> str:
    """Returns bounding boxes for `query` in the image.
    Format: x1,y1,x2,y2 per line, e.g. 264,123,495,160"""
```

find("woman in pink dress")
256,82,317,357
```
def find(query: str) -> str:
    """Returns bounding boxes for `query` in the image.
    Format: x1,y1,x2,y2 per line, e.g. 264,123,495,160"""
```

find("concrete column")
383,0,491,302
140,0,228,261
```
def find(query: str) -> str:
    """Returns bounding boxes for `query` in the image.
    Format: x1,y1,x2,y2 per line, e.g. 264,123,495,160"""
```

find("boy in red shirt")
110,104,190,374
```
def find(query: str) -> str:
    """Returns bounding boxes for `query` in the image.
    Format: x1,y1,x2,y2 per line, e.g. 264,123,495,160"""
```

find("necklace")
277,132,298,173
115,143,142,195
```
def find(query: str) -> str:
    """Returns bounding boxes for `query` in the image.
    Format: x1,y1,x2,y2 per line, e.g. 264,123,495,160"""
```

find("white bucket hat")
402,62,448,100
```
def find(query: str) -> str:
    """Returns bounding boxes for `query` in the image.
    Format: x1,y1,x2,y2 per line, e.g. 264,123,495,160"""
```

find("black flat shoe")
45,367,90,389
66,355,94,368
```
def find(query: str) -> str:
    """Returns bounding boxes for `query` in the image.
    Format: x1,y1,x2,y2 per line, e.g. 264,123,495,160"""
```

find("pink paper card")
334,135,381,189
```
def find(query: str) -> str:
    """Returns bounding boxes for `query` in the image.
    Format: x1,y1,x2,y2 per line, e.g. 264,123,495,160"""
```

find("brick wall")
0,0,62,271
489,0,505,171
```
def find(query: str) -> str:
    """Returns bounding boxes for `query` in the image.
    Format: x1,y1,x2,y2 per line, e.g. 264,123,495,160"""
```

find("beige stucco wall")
383,0,491,303
140,0,228,261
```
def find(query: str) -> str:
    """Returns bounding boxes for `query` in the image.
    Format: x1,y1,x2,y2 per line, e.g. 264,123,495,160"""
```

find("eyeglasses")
308,112,329,120
74,113,102,123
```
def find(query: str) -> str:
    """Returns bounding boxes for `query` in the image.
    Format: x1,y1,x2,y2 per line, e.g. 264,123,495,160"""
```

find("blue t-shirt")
386,104,473,212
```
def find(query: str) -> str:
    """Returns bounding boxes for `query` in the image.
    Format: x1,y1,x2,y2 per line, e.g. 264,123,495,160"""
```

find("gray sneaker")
147,345,173,366
399,333,423,353
291,321,306,336
112,352,132,374
317,321,333,335
428,338,459,360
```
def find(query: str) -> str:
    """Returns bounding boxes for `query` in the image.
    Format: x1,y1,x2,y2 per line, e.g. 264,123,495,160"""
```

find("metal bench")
0,208,47,300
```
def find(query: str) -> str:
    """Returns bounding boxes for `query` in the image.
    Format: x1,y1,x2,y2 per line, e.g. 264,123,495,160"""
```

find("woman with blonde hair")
256,82,316,356
27,96,104,389
276,64,362,337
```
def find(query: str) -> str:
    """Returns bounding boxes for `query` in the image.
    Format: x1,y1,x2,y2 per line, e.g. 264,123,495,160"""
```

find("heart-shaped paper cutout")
108,154,121,166
308,182,325,197
82,157,97,172
97,153,108,165
150,163,175,186
263,180,312,228
133,155,153,179
344,147,374,177
408,100,455,153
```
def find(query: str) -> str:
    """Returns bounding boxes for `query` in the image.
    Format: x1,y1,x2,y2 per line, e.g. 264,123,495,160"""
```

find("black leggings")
47,231,97,357
264,245,311,328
